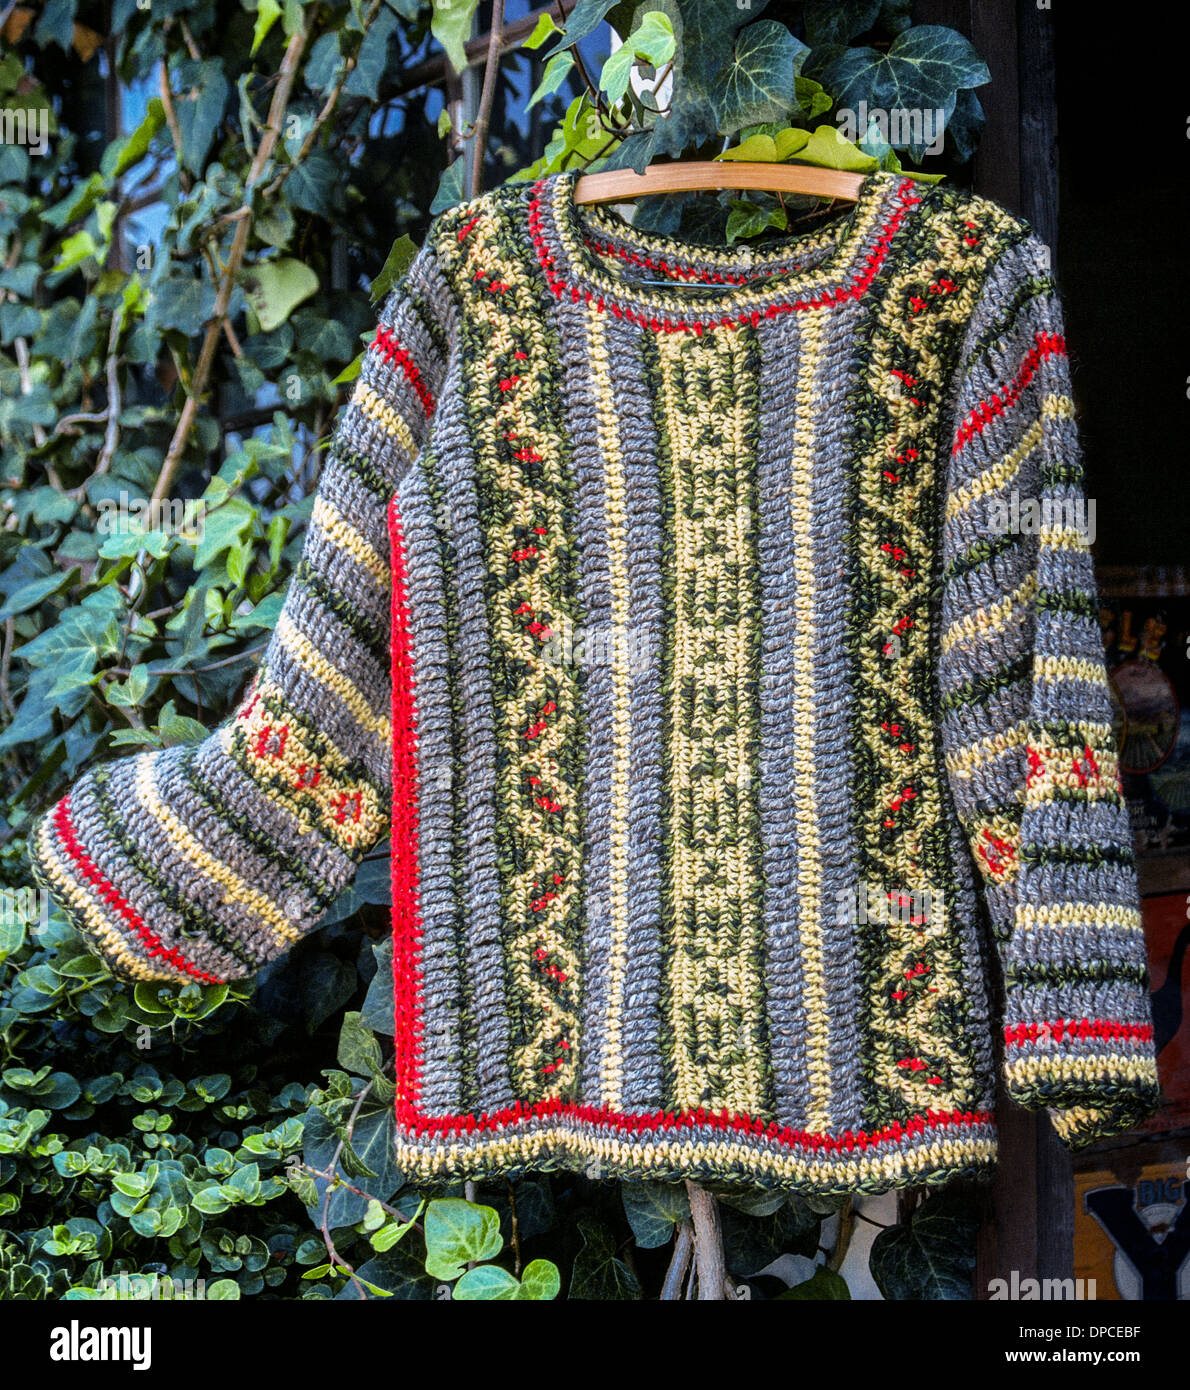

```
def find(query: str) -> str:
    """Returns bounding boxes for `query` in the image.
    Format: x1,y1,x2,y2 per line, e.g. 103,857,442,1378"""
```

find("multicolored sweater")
29,168,1162,1194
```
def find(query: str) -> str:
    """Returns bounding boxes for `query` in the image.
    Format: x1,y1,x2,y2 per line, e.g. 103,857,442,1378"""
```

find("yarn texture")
29,168,1162,1193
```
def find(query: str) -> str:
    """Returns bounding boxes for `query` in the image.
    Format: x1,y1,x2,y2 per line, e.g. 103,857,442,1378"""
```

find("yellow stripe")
310,495,388,588
35,817,176,982
945,395,1074,521
1038,524,1090,552
587,306,632,1109
945,720,1030,780
393,1126,997,1185
1035,654,1110,688
1013,901,1143,933
352,382,417,460
133,758,299,946
940,574,1037,655
1004,1055,1158,1088
274,611,392,742
790,310,833,1133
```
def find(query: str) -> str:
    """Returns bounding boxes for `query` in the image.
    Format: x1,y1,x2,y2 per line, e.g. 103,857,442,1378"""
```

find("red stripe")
1004,1018,1154,1048
51,796,223,984
370,325,436,416
397,1097,994,1152
528,178,923,335
951,330,1067,454
388,496,425,1115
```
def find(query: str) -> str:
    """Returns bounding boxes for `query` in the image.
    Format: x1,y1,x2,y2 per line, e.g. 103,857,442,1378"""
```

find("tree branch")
468,0,506,199
151,23,310,510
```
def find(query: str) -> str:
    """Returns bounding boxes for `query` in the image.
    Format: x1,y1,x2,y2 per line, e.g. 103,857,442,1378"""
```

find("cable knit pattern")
29,168,1161,1191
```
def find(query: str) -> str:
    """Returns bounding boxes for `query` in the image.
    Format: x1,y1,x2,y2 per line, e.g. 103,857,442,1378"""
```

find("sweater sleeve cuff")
1045,1090,1163,1151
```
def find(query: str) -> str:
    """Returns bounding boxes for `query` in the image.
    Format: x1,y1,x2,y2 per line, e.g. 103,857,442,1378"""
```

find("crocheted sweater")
29,168,1162,1194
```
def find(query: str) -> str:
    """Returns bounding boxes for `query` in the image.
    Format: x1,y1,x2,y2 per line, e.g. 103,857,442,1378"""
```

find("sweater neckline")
529,167,915,327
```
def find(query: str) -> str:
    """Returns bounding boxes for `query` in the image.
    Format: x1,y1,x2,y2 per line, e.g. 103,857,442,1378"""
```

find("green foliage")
0,0,990,1302
868,1189,984,1301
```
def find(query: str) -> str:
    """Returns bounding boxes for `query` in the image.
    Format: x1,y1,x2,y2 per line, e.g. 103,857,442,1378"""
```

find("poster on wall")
1098,573,1190,890
1073,1143,1190,1300
1140,893,1190,1133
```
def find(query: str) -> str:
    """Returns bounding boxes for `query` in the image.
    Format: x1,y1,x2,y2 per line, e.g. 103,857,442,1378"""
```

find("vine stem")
468,0,506,200
151,22,310,510
660,1221,693,1300
685,1180,735,1300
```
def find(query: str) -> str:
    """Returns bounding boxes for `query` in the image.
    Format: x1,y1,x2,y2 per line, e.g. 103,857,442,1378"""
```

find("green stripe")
938,653,1032,715
1020,843,1136,870
294,560,389,669
91,764,262,972
650,325,770,1114
181,746,338,910
961,268,1054,379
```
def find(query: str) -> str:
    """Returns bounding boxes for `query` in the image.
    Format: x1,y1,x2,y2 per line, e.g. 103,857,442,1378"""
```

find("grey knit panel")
426,338,514,1114
553,299,667,1111
755,307,863,1130
397,459,462,1114
808,301,871,1133
553,289,614,1106
608,322,668,1111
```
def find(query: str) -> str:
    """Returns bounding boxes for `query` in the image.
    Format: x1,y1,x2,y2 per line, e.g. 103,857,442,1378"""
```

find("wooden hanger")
572,159,867,206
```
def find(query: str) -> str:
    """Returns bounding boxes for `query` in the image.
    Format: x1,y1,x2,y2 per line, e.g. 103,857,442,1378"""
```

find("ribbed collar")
526,167,924,330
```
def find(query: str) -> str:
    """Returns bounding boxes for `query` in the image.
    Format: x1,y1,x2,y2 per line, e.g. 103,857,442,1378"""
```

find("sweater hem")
391,1107,999,1195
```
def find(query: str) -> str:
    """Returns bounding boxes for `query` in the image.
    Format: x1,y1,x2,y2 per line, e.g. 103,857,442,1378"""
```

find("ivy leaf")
868,1188,981,1300
539,0,617,61
33,0,77,52
345,1106,402,1202
777,1267,851,1299
822,25,990,119
621,1181,690,1249
0,570,75,621
193,497,255,570
337,1011,383,1078
569,1216,640,1299
154,275,217,336
452,1264,520,1299
804,0,881,47
521,12,561,50
251,0,282,56
945,86,985,164
423,1198,503,1281
174,61,229,174
370,234,418,304
287,151,339,217
101,98,165,179
243,258,319,333
718,20,807,130
791,124,879,173
518,1258,561,1300
429,156,465,213
344,9,401,101
796,75,834,120
360,939,395,1036
678,0,761,91
599,11,674,105
718,127,810,163
430,0,481,77
527,51,575,111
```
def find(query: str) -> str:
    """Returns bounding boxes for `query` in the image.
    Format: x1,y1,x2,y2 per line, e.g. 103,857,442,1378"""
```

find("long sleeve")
28,232,454,985
937,234,1162,1150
